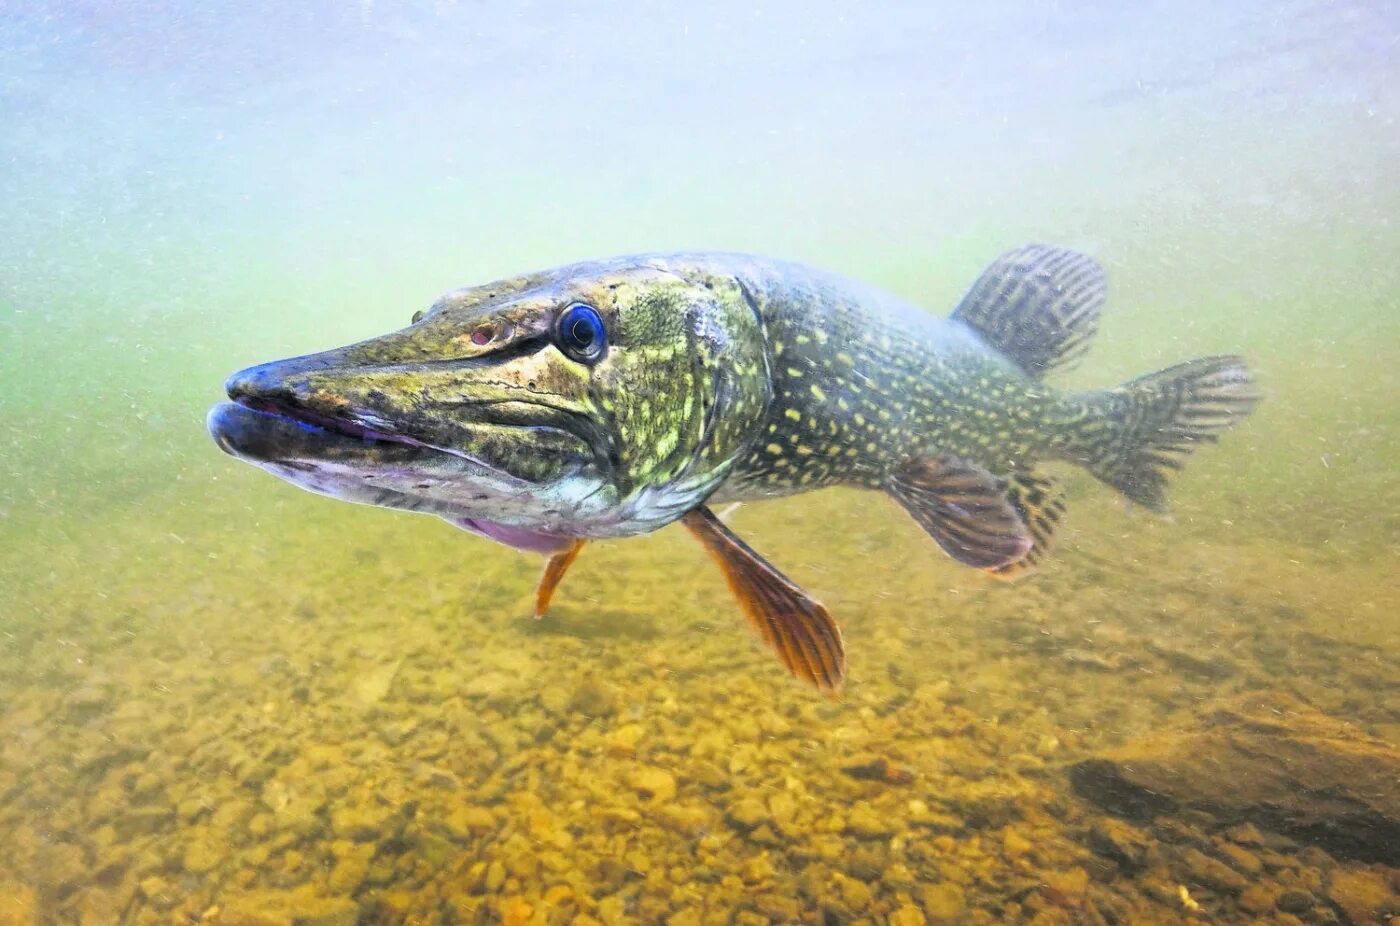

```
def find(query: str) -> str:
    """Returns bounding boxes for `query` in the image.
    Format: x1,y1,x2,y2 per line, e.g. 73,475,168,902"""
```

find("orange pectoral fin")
534,539,587,619
682,507,846,692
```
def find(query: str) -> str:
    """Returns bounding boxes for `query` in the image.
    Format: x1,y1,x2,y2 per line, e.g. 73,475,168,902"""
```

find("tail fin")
1073,356,1258,513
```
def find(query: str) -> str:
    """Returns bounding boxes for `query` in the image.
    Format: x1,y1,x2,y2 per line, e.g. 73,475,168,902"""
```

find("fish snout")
224,353,339,405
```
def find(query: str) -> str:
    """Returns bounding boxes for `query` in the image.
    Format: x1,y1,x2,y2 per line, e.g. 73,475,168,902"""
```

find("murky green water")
3,3,1398,925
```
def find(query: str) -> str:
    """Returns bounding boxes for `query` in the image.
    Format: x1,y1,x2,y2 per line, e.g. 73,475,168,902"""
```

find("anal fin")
534,540,587,618
887,455,1032,569
989,471,1065,580
682,506,846,692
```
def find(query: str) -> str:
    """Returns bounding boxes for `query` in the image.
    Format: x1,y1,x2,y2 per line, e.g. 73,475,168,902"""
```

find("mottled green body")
697,255,1078,502
210,248,1252,557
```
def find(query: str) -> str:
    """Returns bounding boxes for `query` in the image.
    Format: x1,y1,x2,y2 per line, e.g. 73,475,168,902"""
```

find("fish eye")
410,309,425,324
555,303,607,363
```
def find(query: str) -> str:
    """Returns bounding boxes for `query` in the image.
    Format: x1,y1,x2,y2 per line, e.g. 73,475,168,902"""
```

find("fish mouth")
208,398,584,555
207,395,454,469
233,395,425,448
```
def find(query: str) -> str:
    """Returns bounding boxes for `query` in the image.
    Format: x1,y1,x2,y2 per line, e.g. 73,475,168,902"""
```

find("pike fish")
208,246,1257,691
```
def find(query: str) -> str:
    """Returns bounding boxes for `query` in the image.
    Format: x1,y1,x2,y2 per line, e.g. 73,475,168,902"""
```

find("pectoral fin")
682,506,846,692
534,539,587,618
887,454,1032,569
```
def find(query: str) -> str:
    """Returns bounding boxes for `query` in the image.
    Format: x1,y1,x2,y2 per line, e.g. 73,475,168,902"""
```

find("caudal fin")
1074,356,1258,513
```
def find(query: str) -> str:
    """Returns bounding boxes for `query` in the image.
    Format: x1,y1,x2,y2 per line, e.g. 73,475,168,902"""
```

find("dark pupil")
567,315,596,348
562,306,603,356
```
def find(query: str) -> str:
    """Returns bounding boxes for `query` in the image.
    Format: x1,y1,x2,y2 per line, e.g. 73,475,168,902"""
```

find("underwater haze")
2,1,1399,924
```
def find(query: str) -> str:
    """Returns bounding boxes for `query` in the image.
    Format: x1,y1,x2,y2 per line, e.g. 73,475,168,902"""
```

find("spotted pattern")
711,261,1073,503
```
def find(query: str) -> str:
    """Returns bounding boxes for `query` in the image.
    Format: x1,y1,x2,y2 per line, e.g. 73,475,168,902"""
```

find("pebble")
1215,841,1264,876
626,766,677,803
726,797,769,831
1180,847,1248,893
1276,889,1315,913
889,905,927,926
920,882,967,922
1327,868,1396,926
845,802,893,839
1003,827,1034,858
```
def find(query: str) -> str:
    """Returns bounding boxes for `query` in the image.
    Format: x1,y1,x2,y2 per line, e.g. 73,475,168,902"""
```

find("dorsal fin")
951,245,1106,379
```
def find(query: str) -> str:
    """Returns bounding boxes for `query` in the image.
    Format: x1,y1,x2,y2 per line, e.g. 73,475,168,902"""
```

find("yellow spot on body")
786,367,803,378
765,443,783,455
784,409,802,422
795,334,811,345
809,384,826,401
836,352,855,367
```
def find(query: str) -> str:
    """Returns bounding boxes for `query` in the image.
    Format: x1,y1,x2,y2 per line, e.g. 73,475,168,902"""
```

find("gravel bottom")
1,481,1397,926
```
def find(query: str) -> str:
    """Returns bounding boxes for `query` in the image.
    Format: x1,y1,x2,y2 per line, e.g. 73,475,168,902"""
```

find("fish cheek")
592,346,707,489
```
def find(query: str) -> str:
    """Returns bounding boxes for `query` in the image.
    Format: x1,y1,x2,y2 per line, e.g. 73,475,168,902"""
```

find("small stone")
1087,818,1150,871
500,898,533,926
419,765,460,789
1180,847,1248,893
596,894,626,926
443,805,496,840
625,766,676,803
352,659,400,706
327,853,369,893
607,723,645,756
568,678,621,717
1276,890,1315,914
845,802,893,839
1239,883,1277,915
1215,841,1263,876
538,685,570,716
1003,827,1034,858
666,908,702,926
767,792,798,828
138,876,177,910
1226,822,1266,846
753,893,800,920
726,798,769,831
0,882,38,926
330,803,392,840
484,860,507,892
739,853,775,884
838,875,872,912
182,835,223,875
1327,868,1396,926
1044,867,1089,903
657,803,708,834
889,905,926,926
920,882,966,922
883,863,916,890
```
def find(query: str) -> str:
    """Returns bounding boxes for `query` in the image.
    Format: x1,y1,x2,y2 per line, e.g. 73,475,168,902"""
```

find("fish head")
207,257,772,549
